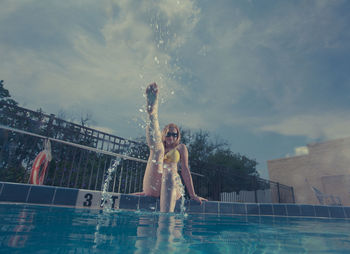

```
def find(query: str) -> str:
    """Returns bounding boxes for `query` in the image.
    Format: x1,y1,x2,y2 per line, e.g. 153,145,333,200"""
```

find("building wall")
268,138,350,205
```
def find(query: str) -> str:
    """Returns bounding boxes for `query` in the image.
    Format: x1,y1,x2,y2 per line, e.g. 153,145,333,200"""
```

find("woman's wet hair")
162,123,181,147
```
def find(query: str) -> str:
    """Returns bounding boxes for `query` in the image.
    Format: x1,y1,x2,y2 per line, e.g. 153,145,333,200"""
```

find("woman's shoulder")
177,143,188,152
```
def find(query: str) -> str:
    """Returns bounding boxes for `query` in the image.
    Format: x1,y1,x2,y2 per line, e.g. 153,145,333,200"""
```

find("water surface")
0,204,349,253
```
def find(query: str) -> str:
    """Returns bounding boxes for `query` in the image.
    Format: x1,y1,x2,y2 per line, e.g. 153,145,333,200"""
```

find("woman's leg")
160,168,179,212
139,83,179,212
142,83,164,196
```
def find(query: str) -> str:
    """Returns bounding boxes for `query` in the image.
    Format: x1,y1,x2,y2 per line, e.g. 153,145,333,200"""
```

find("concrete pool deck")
0,181,349,219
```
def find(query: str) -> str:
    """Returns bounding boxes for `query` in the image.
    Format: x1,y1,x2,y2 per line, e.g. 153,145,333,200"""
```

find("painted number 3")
84,193,93,207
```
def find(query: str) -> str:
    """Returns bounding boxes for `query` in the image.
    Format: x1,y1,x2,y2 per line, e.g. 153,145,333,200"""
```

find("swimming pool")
1,203,349,253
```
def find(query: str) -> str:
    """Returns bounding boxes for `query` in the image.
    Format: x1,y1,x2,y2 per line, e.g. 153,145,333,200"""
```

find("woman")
137,82,207,212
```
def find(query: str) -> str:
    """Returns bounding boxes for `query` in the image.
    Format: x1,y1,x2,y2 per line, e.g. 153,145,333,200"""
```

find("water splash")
154,56,160,64
175,175,186,215
100,158,122,212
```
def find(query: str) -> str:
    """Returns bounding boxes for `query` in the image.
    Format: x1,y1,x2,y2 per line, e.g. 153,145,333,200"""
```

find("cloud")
159,0,350,147
259,112,350,140
0,0,200,137
178,0,349,111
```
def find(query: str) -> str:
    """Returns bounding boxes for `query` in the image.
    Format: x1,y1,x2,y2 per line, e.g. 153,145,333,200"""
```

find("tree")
0,80,17,105
180,128,261,200
0,80,26,182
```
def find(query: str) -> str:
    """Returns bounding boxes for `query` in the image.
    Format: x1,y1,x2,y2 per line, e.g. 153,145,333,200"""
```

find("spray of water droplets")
100,158,122,212
175,175,187,214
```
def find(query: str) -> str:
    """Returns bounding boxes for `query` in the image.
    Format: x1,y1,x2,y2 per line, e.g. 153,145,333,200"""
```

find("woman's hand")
190,194,208,204
146,82,158,114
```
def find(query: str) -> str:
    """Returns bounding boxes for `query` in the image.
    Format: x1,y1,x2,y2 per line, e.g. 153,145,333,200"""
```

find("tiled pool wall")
0,181,349,219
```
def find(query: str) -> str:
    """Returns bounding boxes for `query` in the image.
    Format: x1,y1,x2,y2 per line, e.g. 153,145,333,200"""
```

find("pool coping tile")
27,185,56,204
119,194,140,210
232,203,246,215
314,205,330,218
204,201,219,214
139,196,157,212
328,206,345,218
273,204,287,216
219,202,234,215
259,204,273,215
188,200,204,214
53,187,79,206
0,182,31,203
344,207,350,219
286,204,301,216
300,205,315,217
246,204,259,215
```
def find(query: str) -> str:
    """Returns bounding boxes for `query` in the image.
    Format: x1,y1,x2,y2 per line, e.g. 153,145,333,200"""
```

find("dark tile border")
286,204,301,216
0,183,31,203
27,185,56,204
246,204,259,215
328,206,345,218
187,200,204,213
138,196,157,211
300,205,315,217
314,205,330,218
53,187,79,206
119,194,139,210
233,203,246,215
273,204,287,216
1,182,350,220
220,202,234,214
344,207,350,219
259,204,273,215
204,201,219,214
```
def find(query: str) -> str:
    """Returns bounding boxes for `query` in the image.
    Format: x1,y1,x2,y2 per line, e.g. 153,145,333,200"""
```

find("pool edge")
0,181,349,220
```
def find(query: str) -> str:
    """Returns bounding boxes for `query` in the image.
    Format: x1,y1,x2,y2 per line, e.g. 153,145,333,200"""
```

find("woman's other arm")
179,144,207,203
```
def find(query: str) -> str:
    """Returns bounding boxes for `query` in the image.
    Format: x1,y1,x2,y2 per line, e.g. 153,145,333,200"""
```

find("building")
268,137,350,206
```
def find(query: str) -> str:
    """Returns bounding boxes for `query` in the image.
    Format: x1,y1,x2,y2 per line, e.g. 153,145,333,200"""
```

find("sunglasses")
166,132,178,138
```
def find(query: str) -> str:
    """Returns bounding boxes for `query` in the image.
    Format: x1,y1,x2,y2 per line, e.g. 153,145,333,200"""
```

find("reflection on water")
1,204,350,253
135,214,186,253
7,207,35,248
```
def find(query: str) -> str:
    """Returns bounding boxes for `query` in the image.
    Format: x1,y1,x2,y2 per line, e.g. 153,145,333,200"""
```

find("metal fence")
0,101,148,157
191,169,295,203
0,102,294,202
0,125,147,193
0,101,148,193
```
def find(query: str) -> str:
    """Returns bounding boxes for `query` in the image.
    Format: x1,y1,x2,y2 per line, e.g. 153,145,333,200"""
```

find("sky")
1,0,350,179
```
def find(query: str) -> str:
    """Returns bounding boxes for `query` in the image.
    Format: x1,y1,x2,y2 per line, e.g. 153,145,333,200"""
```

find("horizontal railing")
0,125,147,193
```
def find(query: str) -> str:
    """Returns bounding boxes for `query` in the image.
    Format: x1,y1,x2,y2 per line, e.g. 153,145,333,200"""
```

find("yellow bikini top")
164,148,180,163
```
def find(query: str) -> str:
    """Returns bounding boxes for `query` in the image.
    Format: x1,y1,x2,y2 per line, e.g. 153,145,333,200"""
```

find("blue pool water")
0,204,349,253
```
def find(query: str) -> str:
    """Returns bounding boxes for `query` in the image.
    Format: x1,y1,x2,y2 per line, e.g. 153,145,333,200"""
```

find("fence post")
254,190,258,203
277,182,281,203
291,186,295,203
46,114,55,137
